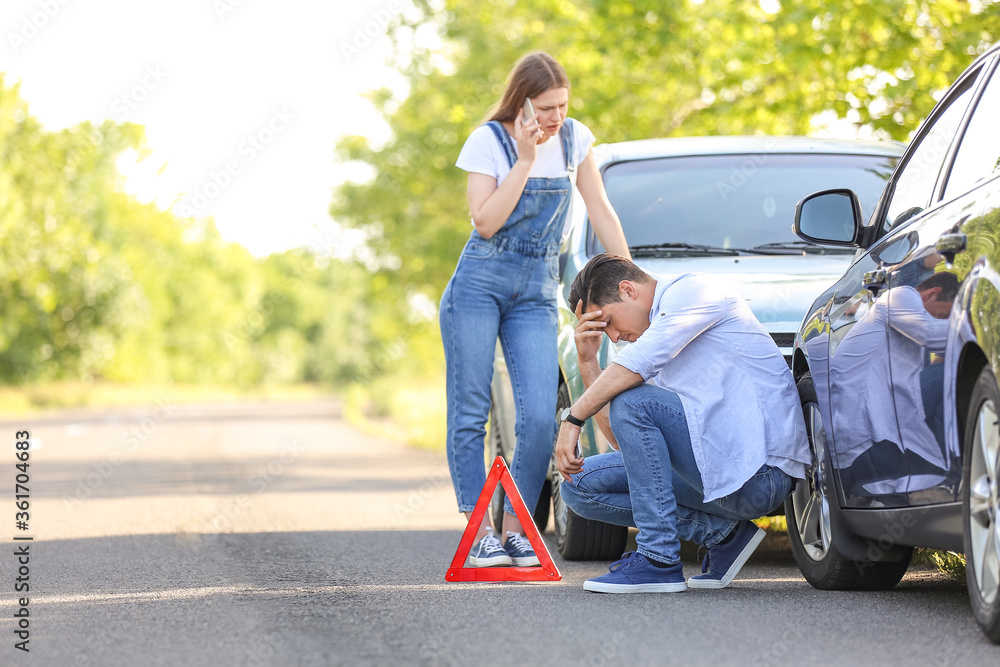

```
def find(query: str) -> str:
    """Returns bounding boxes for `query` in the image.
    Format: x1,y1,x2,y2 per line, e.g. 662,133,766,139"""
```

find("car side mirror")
794,189,864,246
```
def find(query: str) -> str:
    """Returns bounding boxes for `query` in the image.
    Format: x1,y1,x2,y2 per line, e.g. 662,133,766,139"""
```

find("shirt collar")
646,272,686,321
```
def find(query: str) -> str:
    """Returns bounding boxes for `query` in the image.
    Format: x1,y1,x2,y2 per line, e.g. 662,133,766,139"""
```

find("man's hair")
568,253,652,313
917,271,960,302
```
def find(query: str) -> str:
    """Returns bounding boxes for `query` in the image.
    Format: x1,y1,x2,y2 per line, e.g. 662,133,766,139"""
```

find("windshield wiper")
629,243,740,256
750,241,855,255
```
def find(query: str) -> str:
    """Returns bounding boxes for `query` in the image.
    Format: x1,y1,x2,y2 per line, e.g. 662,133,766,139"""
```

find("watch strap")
563,411,585,428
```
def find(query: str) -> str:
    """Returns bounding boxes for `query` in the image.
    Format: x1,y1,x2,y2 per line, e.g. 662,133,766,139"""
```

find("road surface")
0,400,995,666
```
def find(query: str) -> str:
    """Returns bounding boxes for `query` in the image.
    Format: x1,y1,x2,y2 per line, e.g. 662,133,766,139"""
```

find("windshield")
590,152,898,254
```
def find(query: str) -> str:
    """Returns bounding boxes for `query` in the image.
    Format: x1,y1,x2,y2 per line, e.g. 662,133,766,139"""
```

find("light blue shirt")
613,273,809,502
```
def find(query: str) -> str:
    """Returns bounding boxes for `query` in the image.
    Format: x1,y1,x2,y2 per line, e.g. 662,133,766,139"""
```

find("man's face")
585,282,651,344
920,286,954,319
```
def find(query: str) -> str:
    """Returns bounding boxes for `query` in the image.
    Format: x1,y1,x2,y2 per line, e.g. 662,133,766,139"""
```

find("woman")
440,51,630,566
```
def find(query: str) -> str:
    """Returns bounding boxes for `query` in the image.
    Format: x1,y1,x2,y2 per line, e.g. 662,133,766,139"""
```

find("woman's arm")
467,113,540,239
467,167,531,239
576,150,631,259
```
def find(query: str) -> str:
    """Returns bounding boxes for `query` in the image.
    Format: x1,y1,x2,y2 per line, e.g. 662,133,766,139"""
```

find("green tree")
0,77,139,382
0,75,395,390
332,0,1000,311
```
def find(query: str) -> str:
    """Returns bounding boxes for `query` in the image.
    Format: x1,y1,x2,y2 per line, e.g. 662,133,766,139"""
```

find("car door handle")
935,233,967,263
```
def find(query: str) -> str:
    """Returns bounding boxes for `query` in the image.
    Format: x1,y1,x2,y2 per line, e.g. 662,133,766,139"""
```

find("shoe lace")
480,531,506,556
506,532,532,552
608,551,635,573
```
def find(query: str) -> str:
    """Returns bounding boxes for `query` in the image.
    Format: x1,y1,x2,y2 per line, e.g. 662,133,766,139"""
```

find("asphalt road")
0,400,997,666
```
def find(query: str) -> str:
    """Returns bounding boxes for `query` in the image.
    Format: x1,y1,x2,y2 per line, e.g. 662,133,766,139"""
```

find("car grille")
770,333,795,348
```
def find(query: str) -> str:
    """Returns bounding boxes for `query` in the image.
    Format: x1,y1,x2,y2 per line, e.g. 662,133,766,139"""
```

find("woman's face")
528,87,569,142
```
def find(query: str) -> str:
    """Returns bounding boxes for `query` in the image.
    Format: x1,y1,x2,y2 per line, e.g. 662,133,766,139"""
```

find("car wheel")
489,397,551,534
786,372,912,590
962,366,1000,644
550,382,628,560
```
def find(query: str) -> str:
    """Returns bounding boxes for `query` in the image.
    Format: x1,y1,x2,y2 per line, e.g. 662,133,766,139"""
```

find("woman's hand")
514,108,541,164
574,301,606,364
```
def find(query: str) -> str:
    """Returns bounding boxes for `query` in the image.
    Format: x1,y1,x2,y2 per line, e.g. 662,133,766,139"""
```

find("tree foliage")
0,75,412,387
332,0,1000,306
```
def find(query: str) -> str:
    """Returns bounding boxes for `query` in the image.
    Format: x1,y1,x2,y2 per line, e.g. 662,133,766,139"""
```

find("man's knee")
608,385,651,427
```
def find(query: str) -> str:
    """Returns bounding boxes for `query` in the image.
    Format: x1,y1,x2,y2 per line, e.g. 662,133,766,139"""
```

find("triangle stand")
445,456,562,582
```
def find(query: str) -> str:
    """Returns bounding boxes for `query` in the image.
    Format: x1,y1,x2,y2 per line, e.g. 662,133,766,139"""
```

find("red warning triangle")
445,456,561,582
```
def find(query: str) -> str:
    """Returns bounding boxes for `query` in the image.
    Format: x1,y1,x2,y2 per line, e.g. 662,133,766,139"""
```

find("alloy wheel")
791,400,833,561
969,397,1000,606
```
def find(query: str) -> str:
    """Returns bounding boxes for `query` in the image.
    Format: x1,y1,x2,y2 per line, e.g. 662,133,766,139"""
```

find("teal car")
490,136,905,560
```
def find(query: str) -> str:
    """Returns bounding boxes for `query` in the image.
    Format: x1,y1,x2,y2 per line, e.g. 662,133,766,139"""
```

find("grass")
913,548,966,581
343,373,448,452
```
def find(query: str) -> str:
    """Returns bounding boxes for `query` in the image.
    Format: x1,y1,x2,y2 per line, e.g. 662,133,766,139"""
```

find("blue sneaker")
688,521,765,589
504,532,540,566
468,529,512,567
583,552,686,593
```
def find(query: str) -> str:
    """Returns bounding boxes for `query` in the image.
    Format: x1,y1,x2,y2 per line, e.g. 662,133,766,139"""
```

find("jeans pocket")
523,188,568,218
462,241,497,260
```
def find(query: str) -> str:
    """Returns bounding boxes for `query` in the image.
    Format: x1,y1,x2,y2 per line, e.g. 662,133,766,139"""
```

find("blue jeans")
560,384,792,564
441,121,576,518
440,242,560,513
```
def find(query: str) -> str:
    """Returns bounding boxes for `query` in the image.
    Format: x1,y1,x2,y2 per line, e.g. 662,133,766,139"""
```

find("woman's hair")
486,52,570,123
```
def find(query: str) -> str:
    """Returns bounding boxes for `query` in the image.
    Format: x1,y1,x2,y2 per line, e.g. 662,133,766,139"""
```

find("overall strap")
486,121,518,169
559,118,576,175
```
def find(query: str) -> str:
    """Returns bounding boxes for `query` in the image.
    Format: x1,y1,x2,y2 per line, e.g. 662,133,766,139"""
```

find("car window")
590,152,898,254
880,70,980,232
944,64,1000,199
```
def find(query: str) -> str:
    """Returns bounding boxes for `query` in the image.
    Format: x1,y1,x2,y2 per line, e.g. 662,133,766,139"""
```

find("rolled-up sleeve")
613,276,728,380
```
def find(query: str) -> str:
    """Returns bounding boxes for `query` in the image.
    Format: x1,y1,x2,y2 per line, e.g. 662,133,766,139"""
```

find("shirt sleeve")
886,286,949,352
613,276,729,380
456,125,501,177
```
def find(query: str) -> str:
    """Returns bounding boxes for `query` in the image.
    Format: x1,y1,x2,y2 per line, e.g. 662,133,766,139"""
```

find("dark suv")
788,43,1000,642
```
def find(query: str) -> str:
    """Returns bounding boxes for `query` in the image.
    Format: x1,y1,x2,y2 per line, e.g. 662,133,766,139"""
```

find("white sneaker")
468,529,512,567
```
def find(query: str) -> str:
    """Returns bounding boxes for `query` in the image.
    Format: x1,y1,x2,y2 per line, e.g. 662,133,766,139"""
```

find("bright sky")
0,0,418,256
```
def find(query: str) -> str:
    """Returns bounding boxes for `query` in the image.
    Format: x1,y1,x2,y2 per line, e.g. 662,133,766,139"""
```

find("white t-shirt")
455,118,596,185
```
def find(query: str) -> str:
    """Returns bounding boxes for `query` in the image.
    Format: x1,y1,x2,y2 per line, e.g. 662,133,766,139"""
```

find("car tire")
489,398,551,534
551,382,628,561
551,474,628,561
786,373,912,590
962,366,1000,644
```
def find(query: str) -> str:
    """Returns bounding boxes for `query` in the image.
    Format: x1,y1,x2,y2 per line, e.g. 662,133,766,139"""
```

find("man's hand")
555,422,584,482
574,301,606,364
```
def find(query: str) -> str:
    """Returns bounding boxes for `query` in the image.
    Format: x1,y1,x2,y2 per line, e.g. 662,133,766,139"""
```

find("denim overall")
440,119,575,515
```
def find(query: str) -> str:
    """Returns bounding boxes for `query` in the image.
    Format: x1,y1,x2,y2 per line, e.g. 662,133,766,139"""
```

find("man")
555,254,809,593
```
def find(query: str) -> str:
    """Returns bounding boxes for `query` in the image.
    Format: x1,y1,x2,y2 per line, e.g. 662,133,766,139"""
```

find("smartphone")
574,440,582,459
522,97,535,123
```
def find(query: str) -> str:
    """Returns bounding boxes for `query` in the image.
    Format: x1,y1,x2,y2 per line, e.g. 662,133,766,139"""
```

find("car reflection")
828,261,958,505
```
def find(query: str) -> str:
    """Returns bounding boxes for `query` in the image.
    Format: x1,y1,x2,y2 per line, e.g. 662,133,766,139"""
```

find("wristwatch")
560,407,585,428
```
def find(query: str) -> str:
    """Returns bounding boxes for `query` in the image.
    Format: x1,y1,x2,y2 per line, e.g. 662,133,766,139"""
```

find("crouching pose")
555,254,809,593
